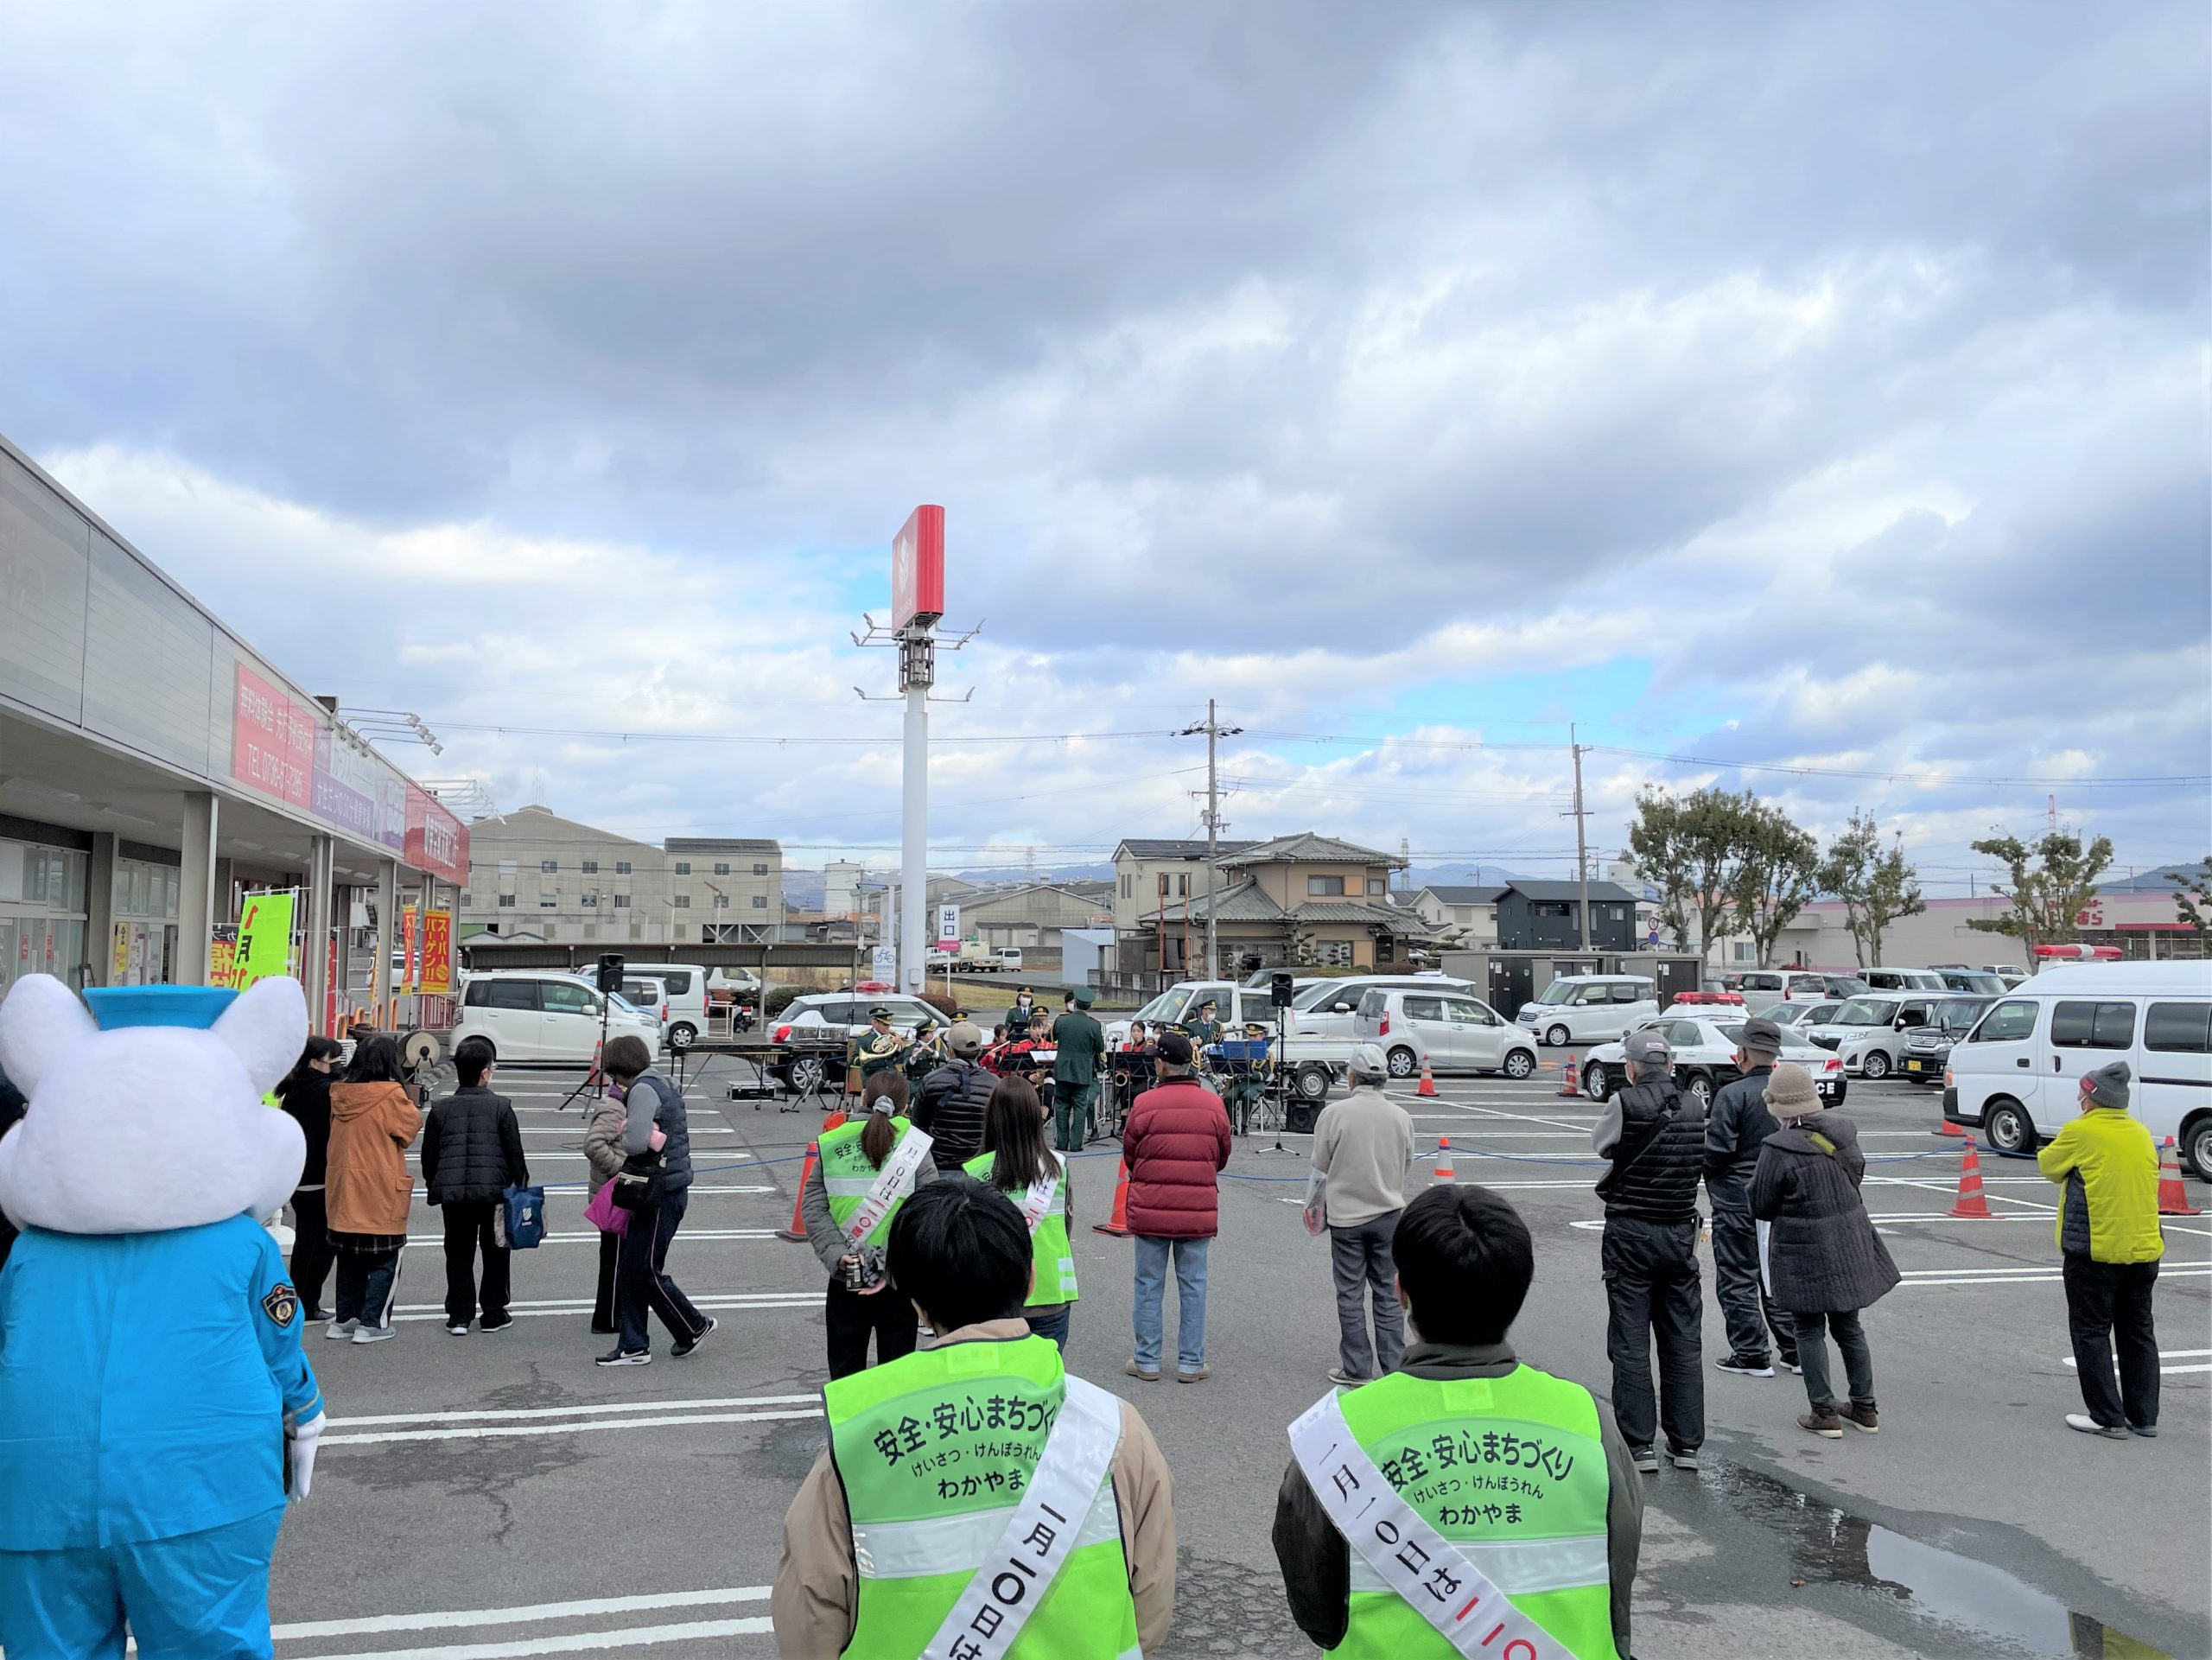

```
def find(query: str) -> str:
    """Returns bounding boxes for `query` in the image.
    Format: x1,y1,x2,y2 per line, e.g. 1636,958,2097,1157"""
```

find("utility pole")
1568,724,1592,954
1179,701,1243,979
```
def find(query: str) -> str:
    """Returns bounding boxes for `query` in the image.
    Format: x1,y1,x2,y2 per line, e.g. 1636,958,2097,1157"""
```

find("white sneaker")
445,1323,471,1336
353,1325,397,1345
324,1320,358,1340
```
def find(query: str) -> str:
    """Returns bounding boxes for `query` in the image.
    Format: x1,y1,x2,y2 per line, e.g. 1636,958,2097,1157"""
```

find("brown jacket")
772,1319,1176,1657
325,1081,422,1236
583,1098,629,1197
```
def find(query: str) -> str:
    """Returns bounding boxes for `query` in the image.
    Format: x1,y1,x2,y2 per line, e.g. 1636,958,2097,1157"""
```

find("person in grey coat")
1750,1064,1900,1439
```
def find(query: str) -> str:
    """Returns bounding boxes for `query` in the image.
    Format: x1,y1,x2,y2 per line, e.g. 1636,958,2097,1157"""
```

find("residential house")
1110,838,1257,938
1128,831,1419,975
1494,880,1640,953
1409,884,1506,944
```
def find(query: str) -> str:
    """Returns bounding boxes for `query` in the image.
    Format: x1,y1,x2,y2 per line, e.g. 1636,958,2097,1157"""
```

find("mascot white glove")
289,1411,326,1504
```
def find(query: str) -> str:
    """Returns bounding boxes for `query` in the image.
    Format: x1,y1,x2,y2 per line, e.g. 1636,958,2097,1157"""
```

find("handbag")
582,1180,631,1236
496,1183,547,1250
608,1153,665,1213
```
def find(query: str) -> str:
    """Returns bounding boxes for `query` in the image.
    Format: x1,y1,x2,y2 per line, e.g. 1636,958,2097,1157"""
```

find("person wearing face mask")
1006,987,1038,1040
274,1036,345,1322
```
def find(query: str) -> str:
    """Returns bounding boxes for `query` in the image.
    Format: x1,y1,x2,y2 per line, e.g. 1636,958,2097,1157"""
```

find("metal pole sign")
937,903,960,945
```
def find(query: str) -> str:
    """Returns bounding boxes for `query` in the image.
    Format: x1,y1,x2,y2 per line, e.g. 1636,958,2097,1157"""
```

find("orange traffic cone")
1949,1138,1993,1218
1557,1050,1581,1098
1416,1055,1438,1097
778,1141,820,1242
2158,1136,2202,1217
1934,1116,1967,1137
1092,1159,1133,1237
1433,1135,1454,1183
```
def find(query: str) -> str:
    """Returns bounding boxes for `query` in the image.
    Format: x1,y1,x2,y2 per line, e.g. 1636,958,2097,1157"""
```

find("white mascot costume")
0,975,325,1660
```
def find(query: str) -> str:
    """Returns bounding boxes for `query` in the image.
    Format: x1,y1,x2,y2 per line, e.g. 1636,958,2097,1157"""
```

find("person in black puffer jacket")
598,1034,710,1366
423,1034,529,1333
1592,1027,1707,1472
275,1035,345,1320
1703,1015,1799,1376
911,1021,996,1169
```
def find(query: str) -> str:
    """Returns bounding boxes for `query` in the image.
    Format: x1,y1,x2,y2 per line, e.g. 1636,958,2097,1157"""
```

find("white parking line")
2062,1348,2212,1377
334,1395,816,1428
324,1396,820,1446
289,1617,772,1658
276,1587,769,1642
388,1292,818,1324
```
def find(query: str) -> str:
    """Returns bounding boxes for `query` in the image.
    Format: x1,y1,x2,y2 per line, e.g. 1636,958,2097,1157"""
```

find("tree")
2171,856,2212,937
1817,810,1927,969
1967,829,2115,954
1731,804,1821,967
1628,787,1762,962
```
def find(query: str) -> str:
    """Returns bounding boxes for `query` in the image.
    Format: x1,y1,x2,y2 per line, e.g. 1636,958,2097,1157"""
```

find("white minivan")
629,963,714,1051
1514,975,1659,1047
1944,962,2212,1176
451,971,663,1065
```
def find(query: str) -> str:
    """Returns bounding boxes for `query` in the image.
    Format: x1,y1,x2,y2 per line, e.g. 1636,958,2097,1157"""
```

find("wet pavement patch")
1711,1461,2174,1657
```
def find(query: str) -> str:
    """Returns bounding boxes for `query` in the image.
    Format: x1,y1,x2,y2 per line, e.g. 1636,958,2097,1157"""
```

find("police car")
1579,1015,1847,1108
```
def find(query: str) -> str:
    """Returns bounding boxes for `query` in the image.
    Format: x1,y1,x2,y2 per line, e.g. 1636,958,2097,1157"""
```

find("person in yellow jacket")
1271,1183,1643,1658
2037,1061,2164,1440
772,1176,1176,1658
963,1073,1077,1351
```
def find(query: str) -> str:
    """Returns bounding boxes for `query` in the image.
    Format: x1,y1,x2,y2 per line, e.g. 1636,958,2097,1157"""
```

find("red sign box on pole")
891,505,945,631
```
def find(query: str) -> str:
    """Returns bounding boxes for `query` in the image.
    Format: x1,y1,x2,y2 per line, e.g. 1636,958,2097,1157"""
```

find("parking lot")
270,1059,2210,1660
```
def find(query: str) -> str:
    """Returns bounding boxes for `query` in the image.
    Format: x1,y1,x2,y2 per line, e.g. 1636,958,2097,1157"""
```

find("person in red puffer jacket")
1122,1031,1232,1383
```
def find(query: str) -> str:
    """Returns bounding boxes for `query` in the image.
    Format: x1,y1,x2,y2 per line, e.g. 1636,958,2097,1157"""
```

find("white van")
630,963,714,1051
1863,966,1949,992
1355,986,1541,1081
1514,975,1659,1047
1944,962,2212,1176
451,971,663,1065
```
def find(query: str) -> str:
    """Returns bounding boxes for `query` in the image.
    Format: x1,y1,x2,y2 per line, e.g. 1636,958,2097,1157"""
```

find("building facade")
1124,831,1419,976
459,810,783,946
1110,838,1255,938
1409,884,1506,944
1494,881,1640,952
955,881,1112,951
0,434,467,1028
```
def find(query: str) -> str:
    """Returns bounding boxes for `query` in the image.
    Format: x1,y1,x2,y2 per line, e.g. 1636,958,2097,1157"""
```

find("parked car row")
1579,1014,1848,1108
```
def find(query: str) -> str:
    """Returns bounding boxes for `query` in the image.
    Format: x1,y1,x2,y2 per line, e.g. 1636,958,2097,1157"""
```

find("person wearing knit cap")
2037,1060,2164,1439
1750,1064,1898,1439
1704,1014,1799,1379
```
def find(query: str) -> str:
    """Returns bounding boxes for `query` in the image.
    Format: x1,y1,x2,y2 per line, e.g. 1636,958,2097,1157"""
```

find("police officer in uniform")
902,1014,946,1091
1007,987,1039,1040
1273,1185,1643,1657
773,1178,1178,1657
1186,998,1224,1050
851,1007,907,1088
1049,986,1109,1154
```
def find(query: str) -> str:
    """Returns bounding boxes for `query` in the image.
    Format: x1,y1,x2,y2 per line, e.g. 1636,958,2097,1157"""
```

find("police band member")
851,1007,907,1086
902,1014,948,1091
773,1177,1177,1657
1186,998,1224,1049
1007,987,1039,1040
1273,1184,1643,1658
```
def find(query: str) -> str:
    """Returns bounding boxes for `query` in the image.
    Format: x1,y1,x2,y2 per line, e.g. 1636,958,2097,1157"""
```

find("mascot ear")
213,977,310,1097
0,974,98,1095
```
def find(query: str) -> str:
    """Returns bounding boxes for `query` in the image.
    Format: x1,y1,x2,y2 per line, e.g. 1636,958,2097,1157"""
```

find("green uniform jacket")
1052,1010,1108,1085
2036,1107,2165,1263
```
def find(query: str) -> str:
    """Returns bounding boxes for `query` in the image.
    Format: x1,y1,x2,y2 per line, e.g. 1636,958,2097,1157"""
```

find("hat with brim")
1072,985,1094,1007
1157,1032,1195,1065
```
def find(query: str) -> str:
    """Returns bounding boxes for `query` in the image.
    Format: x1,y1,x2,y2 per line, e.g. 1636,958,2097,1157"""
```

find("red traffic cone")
1416,1054,1438,1097
1934,1116,1967,1137
1092,1158,1133,1237
777,1141,820,1242
1949,1138,1993,1218
1557,1050,1581,1098
2158,1136,2202,1217
1432,1135,1454,1183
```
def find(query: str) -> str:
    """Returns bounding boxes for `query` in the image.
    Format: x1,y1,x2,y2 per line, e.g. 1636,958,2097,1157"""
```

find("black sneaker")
1669,1447,1701,1472
596,1346,652,1367
1629,1445,1660,1475
671,1316,718,1358
1714,1355,1775,1379
480,1315,514,1334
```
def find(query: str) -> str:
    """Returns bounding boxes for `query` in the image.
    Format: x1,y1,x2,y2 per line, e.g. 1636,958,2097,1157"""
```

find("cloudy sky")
4,1,2206,887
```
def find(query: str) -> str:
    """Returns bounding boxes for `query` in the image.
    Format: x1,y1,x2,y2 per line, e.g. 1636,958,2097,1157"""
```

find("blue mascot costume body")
0,975,326,1660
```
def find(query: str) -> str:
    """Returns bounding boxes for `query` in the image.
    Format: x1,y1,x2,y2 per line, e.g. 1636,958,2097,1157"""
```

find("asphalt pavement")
268,1059,2211,1660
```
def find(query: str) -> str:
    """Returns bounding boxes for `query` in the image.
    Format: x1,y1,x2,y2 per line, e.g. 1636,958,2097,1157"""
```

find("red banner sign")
404,783,468,886
231,664,316,808
892,505,945,631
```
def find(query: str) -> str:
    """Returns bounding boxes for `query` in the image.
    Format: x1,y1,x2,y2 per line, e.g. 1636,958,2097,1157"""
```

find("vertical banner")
326,933,340,1035
400,906,420,994
228,892,297,991
111,924,131,985
419,910,454,995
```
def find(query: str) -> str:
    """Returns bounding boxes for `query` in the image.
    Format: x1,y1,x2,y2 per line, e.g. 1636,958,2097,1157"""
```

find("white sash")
841,1126,935,1250
922,1373,1125,1660
1018,1154,1065,1234
1288,1390,1570,1660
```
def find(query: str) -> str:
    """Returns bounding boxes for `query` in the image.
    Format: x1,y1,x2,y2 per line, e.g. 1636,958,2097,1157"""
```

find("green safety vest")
962,1152,1079,1307
818,1116,922,1250
1328,1367,1617,1660
825,1334,1141,1659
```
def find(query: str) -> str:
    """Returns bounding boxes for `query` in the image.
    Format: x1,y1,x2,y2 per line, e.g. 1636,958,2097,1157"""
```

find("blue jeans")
1026,1306,1071,1352
1132,1235,1210,1374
